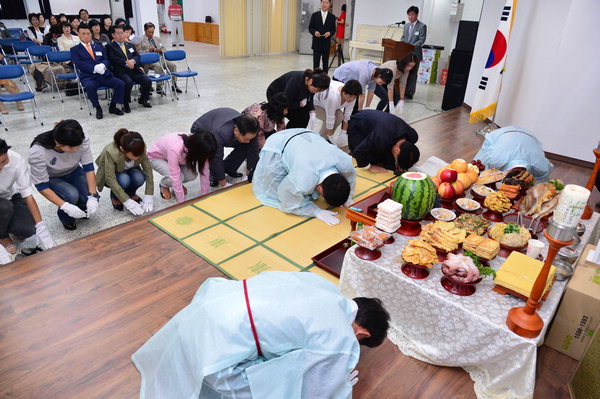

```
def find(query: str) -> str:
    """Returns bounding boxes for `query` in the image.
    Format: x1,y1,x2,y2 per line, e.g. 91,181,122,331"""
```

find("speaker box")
441,50,474,110
455,21,479,52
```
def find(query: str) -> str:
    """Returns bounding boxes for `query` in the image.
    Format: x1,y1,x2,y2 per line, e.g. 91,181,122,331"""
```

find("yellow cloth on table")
494,251,556,297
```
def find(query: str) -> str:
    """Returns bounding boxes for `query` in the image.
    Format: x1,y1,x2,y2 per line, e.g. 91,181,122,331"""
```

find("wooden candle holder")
581,148,600,220
506,231,573,338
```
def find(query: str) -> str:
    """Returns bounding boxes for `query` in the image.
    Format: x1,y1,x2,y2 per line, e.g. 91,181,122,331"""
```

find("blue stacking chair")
46,51,80,103
0,38,19,58
9,41,38,65
27,44,52,65
163,50,199,99
73,64,112,115
139,52,174,101
0,65,43,131
7,28,24,38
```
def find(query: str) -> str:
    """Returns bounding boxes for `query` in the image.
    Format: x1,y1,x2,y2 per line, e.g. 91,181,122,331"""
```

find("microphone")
395,21,406,26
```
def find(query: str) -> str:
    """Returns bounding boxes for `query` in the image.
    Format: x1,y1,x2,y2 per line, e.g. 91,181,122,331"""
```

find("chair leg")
0,112,6,132
31,97,43,126
192,76,200,97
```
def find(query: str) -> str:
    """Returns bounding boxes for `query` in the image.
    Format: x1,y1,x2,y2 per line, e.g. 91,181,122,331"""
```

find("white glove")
86,195,99,217
0,245,12,265
349,369,359,387
300,98,308,107
388,101,395,112
35,221,55,250
395,100,405,115
142,195,154,213
93,63,106,75
124,198,144,216
60,202,87,218
221,182,232,189
306,112,317,131
316,209,340,225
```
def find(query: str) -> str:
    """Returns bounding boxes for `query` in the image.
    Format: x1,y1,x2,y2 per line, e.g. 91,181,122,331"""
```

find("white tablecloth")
339,213,598,399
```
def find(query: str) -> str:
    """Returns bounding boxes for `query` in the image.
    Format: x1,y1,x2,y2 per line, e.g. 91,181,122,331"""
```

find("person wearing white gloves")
375,54,418,114
0,139,55,258
95,129,155,216
29,120,100,231
310,79,362,147
252,129,356,225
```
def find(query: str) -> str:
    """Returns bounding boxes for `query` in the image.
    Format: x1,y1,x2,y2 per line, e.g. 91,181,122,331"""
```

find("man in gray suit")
138,22,182,94
400,6,427,99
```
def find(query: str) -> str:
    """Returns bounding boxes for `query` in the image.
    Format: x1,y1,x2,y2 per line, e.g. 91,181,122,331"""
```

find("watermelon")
391,172,436,220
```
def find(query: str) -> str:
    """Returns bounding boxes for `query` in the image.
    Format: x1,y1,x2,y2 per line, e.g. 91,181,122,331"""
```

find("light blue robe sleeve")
277,174,321,217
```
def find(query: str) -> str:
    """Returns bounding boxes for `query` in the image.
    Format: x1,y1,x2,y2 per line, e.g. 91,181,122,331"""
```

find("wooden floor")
0,108,592,398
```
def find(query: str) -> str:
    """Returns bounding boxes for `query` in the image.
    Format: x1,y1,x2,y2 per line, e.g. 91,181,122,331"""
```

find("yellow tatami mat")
150,173,396,280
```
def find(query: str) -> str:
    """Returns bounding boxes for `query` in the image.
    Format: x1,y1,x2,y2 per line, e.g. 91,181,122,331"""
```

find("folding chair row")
0,65,44,131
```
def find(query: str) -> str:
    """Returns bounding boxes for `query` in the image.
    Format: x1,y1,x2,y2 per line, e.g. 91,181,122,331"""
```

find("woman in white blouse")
57,22,81,52
26,13,45,45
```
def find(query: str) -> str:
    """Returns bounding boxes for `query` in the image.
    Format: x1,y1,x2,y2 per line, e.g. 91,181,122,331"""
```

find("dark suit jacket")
70,42,114,80
105,40,142,74
308,10,336,51
266,71,314,112
191,108,259,181
348,110,418,169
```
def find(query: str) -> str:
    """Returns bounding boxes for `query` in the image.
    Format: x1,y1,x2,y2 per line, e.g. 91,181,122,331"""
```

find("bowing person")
252,128,356,225
266,68,330,128
376,53,418,114
28,120,100,231
70,24,126,119
333,60,393,114
308,0,336,73
95,129,154,215
242,93,289,149
0,139,54,263
347,110,420,174
106,24,153,110
191,108,259,188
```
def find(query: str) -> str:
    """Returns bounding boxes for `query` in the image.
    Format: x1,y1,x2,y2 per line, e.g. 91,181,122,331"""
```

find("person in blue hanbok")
132,271,390,399
252,128,356,226
474,126,554,182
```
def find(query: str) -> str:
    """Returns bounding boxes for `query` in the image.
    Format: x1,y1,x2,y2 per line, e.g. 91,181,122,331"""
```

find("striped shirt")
168,5,183,20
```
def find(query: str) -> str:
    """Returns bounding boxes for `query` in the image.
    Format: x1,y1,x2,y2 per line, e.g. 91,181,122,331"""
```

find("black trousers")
375,84,400,112
313,41,331,74
113,68,152,104
0,194,36,239
285,107,311,128
405,59,420,98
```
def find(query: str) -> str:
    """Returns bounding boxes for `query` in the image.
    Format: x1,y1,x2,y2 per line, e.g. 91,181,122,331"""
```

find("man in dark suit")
70,24,125,119
190,108,259,188
400,5,427,99
105,24,152,111
308,0,336,74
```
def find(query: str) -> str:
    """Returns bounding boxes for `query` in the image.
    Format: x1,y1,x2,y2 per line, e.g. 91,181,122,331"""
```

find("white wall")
352,0,423,40
183,0,219,24
461,0,484,21
131,0,159,39
465,0,598,162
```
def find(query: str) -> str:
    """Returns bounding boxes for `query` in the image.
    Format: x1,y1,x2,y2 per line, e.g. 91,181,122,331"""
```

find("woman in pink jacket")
148,130,217,202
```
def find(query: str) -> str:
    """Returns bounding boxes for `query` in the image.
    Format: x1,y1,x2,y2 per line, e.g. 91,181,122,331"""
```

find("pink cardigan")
147,133,210,203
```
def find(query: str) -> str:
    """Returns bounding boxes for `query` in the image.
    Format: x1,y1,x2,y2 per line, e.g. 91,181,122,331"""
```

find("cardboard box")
545,264,600,360
578,244,600,269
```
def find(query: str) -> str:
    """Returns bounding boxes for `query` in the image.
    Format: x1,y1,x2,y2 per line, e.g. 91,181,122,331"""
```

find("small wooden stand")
581,148,600,219
506,231,573,338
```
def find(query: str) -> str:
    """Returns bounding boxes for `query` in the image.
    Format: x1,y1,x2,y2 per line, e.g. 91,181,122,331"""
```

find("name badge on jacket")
414,31,419,36
95,51,102,56
129,47,134,53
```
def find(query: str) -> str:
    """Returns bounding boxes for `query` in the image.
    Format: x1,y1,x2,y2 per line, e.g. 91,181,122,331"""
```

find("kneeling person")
253,128,356,225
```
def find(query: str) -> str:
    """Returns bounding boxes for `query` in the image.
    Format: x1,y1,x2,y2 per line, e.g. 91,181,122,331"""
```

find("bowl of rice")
488,222,531,250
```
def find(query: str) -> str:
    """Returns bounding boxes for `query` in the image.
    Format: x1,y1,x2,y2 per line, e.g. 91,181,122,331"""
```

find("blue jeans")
48,166,88,224
110,168,146,200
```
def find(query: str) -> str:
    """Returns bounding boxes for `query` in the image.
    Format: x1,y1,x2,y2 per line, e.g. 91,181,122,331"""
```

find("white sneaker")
336,133,348,148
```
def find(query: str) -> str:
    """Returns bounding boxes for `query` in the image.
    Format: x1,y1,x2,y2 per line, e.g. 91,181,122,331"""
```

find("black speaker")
442,50,474,110
455,21,479,52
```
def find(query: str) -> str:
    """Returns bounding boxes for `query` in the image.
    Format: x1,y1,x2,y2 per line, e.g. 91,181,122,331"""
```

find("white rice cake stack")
376,199,402,233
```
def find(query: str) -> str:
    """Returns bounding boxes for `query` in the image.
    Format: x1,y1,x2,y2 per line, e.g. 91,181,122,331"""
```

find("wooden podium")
382,39,415,92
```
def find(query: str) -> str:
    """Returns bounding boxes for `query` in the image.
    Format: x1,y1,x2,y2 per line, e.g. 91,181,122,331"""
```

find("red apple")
451,180,465,196
439,168,458,183
437,182,455,199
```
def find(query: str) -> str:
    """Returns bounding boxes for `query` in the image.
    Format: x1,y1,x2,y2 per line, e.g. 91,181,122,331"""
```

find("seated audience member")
0,54,25,113
88,20,110,46
138,22,182,94
191,109,260,188
42,22,62,47
70,17,80,35
96,128,154,215
38,14,46,29
0,21,10,39
242,93,289,149
347,110,420,173
32,25,69,92
310,79,361,147
57,21,81,51
376,53,418,114
28,120,100,231
123,25,142,46
474,126,554,182
100,15,112,36
133,271,390,399
333,60,393,113
106,24,153,109
48,15,59,27
70,24,126,119
58,14,68,23
0,139,54,264
114,18,127,27
266,69,330,128
26,13,45,44
79,9,93,25
253,128,356,225
148,130,217,203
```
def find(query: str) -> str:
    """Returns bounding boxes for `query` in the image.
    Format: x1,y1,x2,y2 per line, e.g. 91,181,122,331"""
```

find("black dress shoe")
210,177,218,187
225,170,243,178
156,87,164,95
108,103,124,116
62,221,77,230
172,43,177,47
138,99,152,108
95,106,103,119
179,44,184,46
172,86,183,93
405,94,413,100
122,103,131,113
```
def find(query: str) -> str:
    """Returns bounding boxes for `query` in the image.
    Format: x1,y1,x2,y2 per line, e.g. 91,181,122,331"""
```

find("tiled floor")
1,38,444,252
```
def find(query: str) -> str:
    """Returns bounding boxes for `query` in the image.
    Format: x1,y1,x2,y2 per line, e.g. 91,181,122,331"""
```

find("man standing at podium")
401,6,427,99
309,0,337,74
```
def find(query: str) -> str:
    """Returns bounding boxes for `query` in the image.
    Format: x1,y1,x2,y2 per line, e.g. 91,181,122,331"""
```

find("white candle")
553,185,591,228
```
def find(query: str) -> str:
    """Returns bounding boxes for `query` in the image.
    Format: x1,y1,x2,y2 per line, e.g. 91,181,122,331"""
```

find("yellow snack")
494,251,556,297
401,239,438,267
420,221,467,252
484,192,512,213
